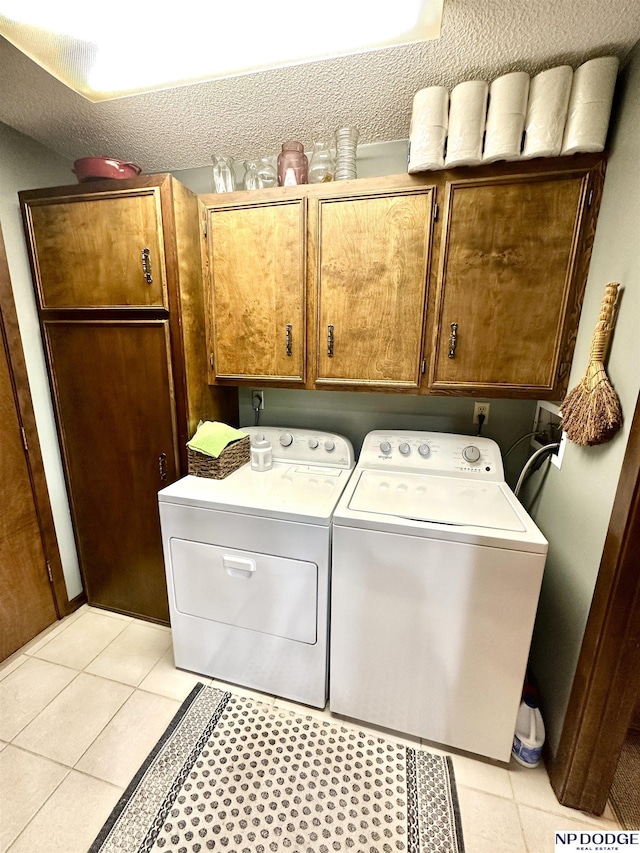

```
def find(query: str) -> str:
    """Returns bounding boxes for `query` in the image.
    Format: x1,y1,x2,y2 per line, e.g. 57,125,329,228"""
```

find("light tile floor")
0,605,621,853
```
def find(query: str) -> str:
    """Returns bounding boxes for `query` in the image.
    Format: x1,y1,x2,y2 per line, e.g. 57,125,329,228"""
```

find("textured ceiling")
0,0,639,172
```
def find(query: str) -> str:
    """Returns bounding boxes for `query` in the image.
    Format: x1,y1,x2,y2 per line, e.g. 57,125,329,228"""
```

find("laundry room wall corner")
526,40,640,759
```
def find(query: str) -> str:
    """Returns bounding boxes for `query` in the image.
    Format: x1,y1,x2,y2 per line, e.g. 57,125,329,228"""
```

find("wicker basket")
187,435,250,479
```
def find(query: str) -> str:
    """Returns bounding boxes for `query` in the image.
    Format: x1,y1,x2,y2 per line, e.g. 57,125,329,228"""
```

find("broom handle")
589,282,619,363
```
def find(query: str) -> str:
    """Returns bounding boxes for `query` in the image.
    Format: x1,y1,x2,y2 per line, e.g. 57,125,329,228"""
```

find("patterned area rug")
90,684,465,853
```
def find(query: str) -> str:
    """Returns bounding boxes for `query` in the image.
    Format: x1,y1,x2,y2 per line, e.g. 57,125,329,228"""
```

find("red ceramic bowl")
72,157,142,182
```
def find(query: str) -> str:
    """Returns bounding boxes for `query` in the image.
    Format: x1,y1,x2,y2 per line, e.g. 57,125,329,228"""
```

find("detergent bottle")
512,694,545,767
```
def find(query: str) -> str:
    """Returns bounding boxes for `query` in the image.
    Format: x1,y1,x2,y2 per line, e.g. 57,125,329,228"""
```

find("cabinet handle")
327,324,334,358
141,248,153,284
285,324,292,357
158,452,168,481
448,322,458,358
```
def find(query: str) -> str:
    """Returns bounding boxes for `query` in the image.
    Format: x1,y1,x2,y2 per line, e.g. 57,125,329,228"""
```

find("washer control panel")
359,430,504,481
244,427,354,469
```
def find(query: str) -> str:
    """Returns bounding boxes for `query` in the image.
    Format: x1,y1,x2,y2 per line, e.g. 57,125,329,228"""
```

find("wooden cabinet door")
430,173,590,394
314,187,434,388
44,320,179,623
207,198,306,382
23,189,167,309
0,310,57,659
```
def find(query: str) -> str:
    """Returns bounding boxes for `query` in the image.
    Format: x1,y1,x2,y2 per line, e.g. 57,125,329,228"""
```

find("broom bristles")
560,282,622,447
561,362,622,446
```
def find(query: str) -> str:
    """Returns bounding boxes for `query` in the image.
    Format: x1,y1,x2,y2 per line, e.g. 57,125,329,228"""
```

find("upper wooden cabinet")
22,189,167,309
206,196,306,383
313,186,434,388
203,154,604,398
429,166,600,396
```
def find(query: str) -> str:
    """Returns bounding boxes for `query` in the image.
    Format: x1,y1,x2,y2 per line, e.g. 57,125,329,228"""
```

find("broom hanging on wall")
561,281,622,446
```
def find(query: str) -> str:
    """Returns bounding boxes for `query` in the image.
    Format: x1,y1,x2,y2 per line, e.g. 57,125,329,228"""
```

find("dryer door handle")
223,555,256,578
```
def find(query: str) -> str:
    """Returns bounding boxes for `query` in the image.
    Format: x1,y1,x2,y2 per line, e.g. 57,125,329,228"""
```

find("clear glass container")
308,140,334,183
243,159,263,190
334,127,359,181
257,155,278,188
277,141,308,187
211,155,236,192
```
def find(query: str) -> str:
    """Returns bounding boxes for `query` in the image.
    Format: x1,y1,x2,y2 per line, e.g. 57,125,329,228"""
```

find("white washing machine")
158,427,354,708
330,430,548,761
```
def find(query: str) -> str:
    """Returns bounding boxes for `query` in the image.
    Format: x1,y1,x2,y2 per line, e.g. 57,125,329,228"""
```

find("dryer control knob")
380,441,392,455
325,440,335,452
308,438,319,449
279,432,293,447
463,445,481,463
399,442,411,456
418,444,431,458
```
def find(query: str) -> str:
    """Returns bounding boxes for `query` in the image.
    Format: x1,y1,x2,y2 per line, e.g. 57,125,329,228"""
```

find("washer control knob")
279,432,293,447
325,440,335,452
418,444,431,458
380,441,392,455
462,445,481,463
252,433,265,443
398,442,411,456
308,438,319,450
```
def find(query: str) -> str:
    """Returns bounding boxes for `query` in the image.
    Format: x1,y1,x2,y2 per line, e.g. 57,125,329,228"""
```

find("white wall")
0,121,83,599
527,42,640,756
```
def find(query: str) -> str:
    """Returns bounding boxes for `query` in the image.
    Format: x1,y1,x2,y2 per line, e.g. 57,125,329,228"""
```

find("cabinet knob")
285,324,292,357
448,322,458,358
141,248,153,284
327,324,334,358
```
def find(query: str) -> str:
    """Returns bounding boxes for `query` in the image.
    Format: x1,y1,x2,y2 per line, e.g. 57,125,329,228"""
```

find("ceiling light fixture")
0,0,443,102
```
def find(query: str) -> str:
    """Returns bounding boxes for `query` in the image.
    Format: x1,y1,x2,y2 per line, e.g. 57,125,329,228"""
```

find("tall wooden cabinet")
20,175,237,623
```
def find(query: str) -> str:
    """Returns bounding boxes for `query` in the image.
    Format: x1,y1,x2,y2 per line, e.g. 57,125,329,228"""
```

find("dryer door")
169,539,318,644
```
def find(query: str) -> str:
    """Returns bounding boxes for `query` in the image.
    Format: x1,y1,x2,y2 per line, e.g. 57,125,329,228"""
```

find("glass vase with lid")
277,141,308,186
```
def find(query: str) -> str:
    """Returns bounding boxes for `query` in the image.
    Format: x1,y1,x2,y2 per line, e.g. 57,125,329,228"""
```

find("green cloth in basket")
186,421,248,458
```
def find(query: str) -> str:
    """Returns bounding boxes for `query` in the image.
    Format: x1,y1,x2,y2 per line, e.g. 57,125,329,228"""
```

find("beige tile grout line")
4,760,74,853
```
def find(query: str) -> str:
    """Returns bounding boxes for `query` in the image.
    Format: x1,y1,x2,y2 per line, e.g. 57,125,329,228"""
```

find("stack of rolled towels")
408,56,619,173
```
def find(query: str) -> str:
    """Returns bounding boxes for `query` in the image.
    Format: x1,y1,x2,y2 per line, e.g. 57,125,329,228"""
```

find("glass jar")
211,155,236,192
243,159,263,190
277,141,308,187
308,140,334,183
334,127,359,180
257,155,278,188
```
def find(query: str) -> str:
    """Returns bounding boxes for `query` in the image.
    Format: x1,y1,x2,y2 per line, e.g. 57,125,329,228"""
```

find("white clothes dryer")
158,427,354,708
329,430,547,761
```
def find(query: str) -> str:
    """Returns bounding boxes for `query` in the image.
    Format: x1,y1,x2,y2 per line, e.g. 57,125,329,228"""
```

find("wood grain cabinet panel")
314,187,434,388
44,320,177,622
430,172,591,395
20,175,238,623
207,198,306,382
24,190,167,309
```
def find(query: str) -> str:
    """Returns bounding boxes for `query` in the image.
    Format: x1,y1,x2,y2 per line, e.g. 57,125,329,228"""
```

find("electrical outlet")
531,400,566,469
473,402,490,424
251,390,264,410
